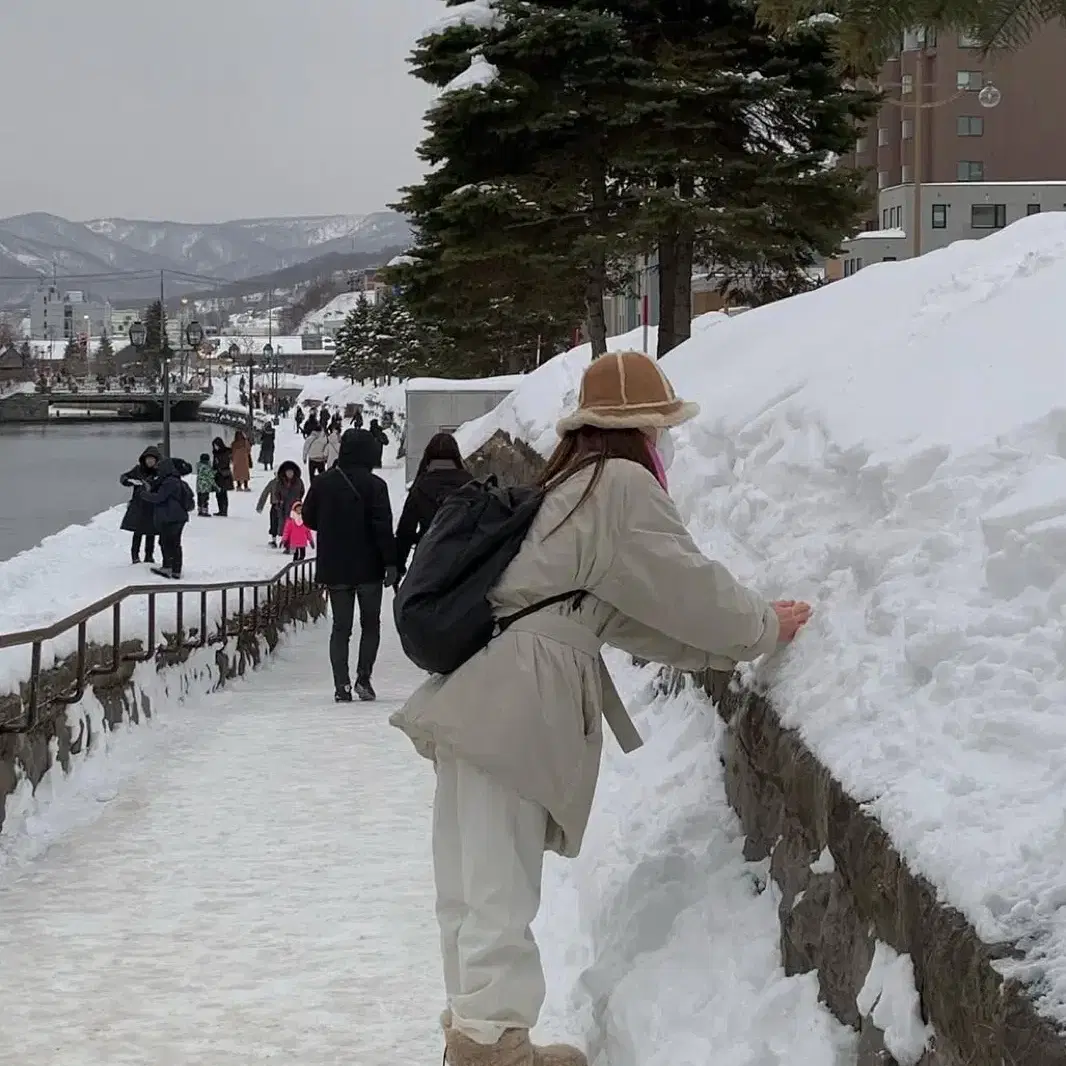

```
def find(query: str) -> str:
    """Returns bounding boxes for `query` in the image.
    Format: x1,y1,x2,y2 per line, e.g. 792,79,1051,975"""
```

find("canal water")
0,422,232,563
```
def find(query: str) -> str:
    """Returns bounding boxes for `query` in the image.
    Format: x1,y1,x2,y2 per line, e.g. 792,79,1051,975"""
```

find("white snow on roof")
849,228,907,240
407,373,525,394
454,211,1066,1026
297,290,380,334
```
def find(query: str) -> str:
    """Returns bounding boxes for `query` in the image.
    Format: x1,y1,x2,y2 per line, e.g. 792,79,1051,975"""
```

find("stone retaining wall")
0,585,326,836
0,392,49,422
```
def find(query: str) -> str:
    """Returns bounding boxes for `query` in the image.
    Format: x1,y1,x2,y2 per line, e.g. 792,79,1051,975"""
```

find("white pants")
433,753,549,1045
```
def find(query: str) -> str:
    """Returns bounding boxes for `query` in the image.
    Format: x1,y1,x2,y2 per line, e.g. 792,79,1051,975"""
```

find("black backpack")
179,479,195,513
393,476,579,675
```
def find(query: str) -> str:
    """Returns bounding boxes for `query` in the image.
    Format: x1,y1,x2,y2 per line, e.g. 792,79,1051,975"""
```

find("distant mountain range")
0,211,412,309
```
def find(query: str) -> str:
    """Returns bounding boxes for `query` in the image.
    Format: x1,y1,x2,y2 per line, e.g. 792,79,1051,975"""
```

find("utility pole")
161,270,171,458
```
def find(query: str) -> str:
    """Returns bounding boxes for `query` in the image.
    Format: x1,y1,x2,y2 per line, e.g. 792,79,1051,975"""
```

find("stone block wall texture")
0,585,326,836
0,393,49,422
471,430,1066,1065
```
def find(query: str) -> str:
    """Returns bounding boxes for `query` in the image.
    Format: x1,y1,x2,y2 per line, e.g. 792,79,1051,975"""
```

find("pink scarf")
646,439,669,492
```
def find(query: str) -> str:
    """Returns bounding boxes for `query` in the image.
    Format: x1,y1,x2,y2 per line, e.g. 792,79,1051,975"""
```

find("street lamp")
184,321,204,397
129,318,171,458
263,342,276,415
879,50,1002,258
246,347,260,439
227,343,239,404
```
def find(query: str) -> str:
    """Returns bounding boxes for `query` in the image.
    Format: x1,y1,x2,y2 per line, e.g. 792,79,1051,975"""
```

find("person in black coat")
140,457,192,579
119,445,161,564
211,437,234,516
302,428,397,703
369,418,389,449
395,432,472,577
258,422,276,470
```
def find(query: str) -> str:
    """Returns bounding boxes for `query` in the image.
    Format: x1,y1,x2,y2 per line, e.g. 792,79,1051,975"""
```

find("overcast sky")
1,0,441,223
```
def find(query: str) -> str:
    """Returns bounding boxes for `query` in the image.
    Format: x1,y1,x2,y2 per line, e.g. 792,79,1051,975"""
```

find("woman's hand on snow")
773,600,811,643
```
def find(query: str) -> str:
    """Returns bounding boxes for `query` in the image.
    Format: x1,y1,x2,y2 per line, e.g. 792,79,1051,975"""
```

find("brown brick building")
841,25,1066,223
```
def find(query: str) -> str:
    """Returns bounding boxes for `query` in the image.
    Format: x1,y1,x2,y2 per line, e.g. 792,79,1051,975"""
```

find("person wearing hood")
302,429,398,703
395,433,472,577
119,445,161,564
258,422,276,470
294,406,304,433
256,460,305,548
302,409,319,438
390,352,811,1066
302,420,330,480
211,437,234,516
139,456,194,579
369,418,389,449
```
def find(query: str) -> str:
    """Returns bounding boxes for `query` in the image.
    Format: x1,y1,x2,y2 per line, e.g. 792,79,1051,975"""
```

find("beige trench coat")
390,458,779,857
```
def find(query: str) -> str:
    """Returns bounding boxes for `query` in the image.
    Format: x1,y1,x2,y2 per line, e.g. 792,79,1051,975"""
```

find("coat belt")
504,613,643,753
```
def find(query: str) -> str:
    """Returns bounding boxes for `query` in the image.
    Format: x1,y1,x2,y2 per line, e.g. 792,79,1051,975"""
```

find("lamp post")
185,320,204,392
129,319,169,457
227,343,239,405
881,47,1002,258
246,348,259,439
274,346,283,413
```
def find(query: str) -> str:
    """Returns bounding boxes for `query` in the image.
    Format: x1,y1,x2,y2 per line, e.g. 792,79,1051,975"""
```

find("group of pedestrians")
119,445,195,579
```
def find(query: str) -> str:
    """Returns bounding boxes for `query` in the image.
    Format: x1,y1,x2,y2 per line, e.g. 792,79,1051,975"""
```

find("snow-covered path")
0,621,442,1066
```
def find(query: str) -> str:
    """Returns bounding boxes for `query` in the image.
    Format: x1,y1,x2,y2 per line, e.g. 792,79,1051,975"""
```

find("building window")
882,208,889,228
878,126,889,146
957,160,985,181
959,30,982,47
932,204,948,229
901,119,914,139
901,74,914,94
957,116,984,136
877,171,889,189
894,205,903,227
843,257,865,277
856,136,869,153
901,164,914,183
883,256,898,262
902,27,937,49
1027,203,1042,216
971,203,1006,229
957,70,984,90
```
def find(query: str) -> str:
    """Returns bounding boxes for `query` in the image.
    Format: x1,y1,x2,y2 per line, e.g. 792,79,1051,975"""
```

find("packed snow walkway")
0,621,443,1065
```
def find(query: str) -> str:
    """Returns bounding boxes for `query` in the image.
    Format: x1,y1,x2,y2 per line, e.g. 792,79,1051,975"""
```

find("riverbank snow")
0,417,310,697
457,213,1066,1024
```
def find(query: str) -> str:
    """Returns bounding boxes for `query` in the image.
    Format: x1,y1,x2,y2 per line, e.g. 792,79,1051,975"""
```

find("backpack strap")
493,590,585,637
335,467,362,503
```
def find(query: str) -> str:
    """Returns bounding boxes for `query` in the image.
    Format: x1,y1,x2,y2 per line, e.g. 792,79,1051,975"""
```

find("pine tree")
63,337,88,379
331,296,377,382
96,333,115,376
396,0,652,360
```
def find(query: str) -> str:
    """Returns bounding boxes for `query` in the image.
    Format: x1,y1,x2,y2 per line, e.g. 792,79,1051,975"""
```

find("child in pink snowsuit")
280,502,315,561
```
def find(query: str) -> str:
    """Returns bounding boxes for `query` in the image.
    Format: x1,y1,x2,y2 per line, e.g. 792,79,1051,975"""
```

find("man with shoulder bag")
302,429,398,702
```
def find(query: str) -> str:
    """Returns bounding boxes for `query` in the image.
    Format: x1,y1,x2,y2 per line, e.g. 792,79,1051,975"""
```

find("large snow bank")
0,418,309,697
536,653,856,1065
457,214,1066,1024
297,291,379,335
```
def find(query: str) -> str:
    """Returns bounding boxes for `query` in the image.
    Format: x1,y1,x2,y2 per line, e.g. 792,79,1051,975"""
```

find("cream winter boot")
443,1020,587,1066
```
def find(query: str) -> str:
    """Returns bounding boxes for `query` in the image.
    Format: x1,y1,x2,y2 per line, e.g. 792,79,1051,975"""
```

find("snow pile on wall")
456,213,1066,1023
856,942,933,1066
296,375,406,419
536,653,856,1065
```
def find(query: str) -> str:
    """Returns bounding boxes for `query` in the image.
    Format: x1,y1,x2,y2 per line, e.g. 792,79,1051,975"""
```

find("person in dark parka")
119,445,161,564
302,429,397,703
395,432,472,577
258,422,276,470
256,460,305,547
211,437,234,516
140,457,192,579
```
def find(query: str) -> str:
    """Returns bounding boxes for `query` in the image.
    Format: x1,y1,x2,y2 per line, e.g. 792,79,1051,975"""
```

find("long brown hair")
536,426,657,535
416,432,465,478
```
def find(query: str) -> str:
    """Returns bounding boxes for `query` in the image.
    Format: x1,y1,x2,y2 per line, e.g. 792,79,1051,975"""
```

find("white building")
30,287,113,342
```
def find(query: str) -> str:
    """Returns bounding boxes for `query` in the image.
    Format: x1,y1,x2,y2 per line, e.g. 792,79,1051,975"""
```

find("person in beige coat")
391,352,811,1066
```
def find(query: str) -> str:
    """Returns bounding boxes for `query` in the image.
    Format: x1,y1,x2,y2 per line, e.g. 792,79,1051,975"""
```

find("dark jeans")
131,531,155,561
328,583,383,690
309,459,326,480
158,524,184,577
215,488,229,515
269,506,281,538
196,492,210,514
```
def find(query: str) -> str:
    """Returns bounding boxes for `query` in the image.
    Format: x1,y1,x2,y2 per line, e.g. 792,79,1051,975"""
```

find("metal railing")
0,557,319,734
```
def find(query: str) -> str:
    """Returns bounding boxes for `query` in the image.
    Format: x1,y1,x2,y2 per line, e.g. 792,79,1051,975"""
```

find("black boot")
334,686,353,703
354,678,376,702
